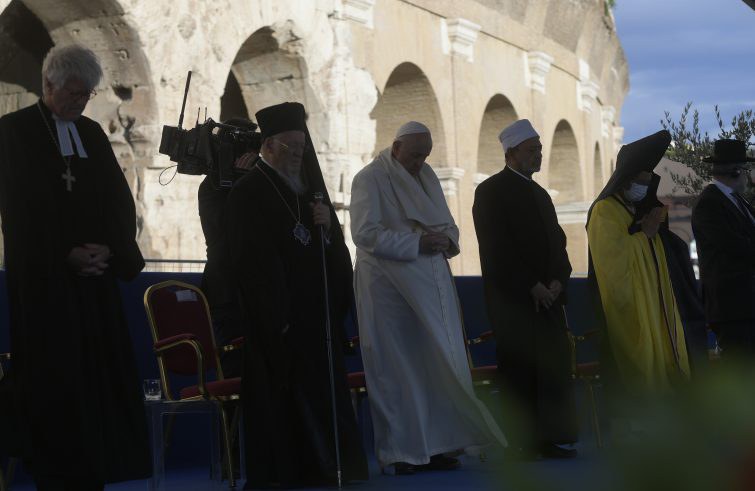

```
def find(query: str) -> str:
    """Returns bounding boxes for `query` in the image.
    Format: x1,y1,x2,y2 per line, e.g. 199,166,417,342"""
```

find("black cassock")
0,101,149,484
227,161,367,488
473,167,578,450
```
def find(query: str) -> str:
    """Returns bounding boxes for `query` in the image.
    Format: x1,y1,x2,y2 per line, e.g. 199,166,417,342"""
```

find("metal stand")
314,192,343,489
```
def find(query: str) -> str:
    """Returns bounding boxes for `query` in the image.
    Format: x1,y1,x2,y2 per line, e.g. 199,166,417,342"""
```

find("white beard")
284,174,306,195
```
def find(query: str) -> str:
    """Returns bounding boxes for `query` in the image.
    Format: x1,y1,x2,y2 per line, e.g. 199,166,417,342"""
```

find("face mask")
624,182,648,202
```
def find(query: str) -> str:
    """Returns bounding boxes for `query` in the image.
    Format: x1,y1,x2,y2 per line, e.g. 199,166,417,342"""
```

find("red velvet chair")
467,326,603,448
345,336,368,416
567,330,602,448
466,330,503,387
143,280,243,489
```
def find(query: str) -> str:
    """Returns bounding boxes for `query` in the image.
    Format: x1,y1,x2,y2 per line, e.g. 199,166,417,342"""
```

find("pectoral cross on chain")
61,165,76,192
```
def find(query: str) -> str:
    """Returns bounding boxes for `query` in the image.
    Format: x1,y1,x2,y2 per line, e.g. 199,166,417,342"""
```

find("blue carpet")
8,444,616,491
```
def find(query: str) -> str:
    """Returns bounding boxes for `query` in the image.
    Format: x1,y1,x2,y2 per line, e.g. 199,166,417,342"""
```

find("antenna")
204,107,208,123
177,70,192,130
196,107,201,126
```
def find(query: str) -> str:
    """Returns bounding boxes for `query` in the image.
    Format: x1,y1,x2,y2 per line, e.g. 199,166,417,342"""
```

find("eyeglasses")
274,139,311,154
62,87,97,102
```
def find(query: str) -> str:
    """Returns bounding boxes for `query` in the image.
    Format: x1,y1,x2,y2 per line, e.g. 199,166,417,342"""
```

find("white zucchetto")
498,119,539,152
395,121,431,139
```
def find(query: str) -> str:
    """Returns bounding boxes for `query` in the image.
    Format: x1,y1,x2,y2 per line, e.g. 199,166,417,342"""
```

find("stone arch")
0,0,159,257
548,119,582,205
224,25,321,134
476,94,518,176
0,0,158,171
370,62,448,167
592,142,603,197
219,71,250,122
0,0,53,115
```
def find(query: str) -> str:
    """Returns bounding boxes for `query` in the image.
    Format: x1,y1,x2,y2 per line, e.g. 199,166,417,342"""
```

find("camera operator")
198,118,260,378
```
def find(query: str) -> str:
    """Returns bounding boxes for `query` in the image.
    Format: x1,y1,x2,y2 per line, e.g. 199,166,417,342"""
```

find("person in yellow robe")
587,130,690,398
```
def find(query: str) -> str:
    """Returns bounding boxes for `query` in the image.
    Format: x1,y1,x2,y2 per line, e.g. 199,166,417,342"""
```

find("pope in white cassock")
350,122,507,475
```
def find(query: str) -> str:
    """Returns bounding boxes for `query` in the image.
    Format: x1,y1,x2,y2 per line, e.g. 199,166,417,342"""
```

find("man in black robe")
691,139,755,359
227,102,368,488
473,119,578,460
0,45,149,490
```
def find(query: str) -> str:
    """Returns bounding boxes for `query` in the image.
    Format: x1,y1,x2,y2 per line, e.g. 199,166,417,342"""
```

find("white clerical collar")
712,178,735,197
51,114,88,158
506,165,532,182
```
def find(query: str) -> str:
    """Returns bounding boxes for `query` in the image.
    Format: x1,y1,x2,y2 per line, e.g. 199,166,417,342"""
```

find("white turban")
395,121,431,139
498,119,539,152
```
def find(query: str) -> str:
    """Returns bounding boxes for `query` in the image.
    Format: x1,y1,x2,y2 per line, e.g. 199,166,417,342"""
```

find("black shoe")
393,462,417,475
417,454,461,471
539,443,577,459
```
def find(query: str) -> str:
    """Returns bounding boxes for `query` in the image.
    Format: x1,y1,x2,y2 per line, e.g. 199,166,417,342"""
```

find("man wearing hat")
350,122,506,474
227,102,367,488
692,139,755,358
473,119,578,460
587,130,691,404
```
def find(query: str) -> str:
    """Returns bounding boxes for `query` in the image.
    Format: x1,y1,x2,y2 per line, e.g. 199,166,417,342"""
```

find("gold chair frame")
143,280,241,489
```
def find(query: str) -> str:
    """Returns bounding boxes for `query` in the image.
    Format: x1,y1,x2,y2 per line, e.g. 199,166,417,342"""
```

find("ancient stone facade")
0,0,628,275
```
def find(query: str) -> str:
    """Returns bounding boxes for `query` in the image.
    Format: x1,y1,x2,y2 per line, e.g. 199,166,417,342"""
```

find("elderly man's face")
717,164,752,194
265,130,306,170
44,77,93,121
392,133,433,176
510,137,543,174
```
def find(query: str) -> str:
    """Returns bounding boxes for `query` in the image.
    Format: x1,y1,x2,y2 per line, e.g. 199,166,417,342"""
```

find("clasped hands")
67,243,111,276
638,206,667,239
530,279,562,312
419,232,451,255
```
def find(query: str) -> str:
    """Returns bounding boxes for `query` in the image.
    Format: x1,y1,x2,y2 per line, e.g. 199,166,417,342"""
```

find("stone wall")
0,0,629,275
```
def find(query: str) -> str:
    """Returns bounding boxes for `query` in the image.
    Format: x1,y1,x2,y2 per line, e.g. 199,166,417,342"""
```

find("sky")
613,0,755,143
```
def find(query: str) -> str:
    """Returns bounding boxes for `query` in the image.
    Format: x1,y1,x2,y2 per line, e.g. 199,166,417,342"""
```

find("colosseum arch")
0,0,159,257
0,1,52,115
222,25,321,132
370,62,448,167
476,94,518,177
0,0,158,170
219,71,249,122
548,119,582,205
592,142,603,198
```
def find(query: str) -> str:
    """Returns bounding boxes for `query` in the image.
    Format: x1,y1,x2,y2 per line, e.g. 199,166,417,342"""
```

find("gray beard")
284,174,306,195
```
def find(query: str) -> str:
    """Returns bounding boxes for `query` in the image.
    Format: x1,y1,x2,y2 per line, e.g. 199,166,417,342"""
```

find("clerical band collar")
507,166,532,182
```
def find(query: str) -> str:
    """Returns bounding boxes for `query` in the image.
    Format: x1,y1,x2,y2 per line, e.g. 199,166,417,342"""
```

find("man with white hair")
350,122,506,475
0,45,149,489
473,119,578,460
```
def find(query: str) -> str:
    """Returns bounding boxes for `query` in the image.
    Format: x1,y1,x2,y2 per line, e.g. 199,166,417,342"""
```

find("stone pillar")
524,50,552,189
525,51,554,95
576,59,600,114
554,202,591,274
473,172,489,189
441,18,481,63
441,17,480,273
436,167,466,198
340,0,376,28
601,105,616,139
